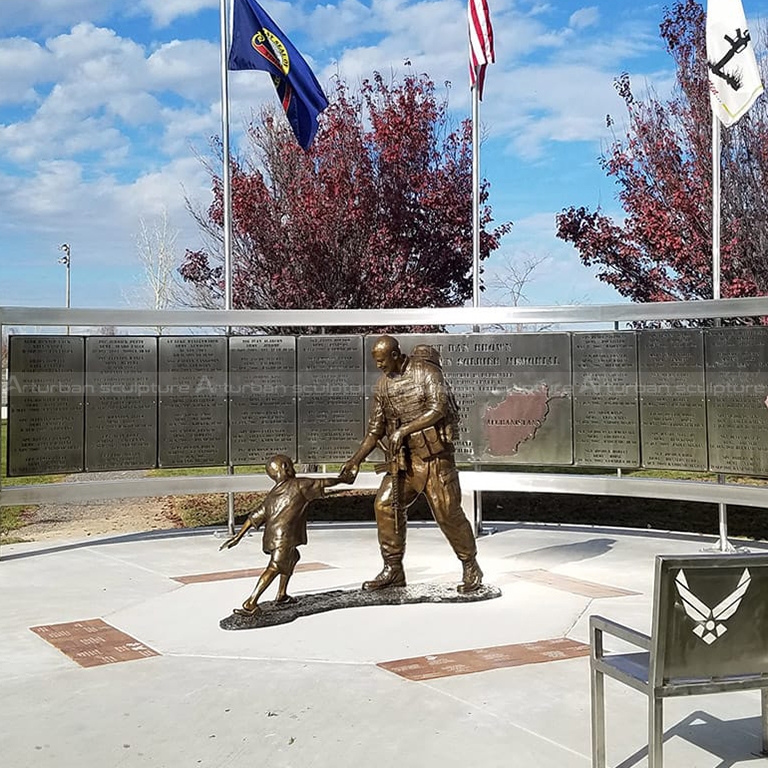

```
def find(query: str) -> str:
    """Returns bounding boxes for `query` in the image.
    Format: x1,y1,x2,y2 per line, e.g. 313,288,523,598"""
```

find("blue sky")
0,0,766,313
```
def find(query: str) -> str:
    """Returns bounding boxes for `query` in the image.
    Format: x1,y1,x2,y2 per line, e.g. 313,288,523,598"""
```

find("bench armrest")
590,614,651,654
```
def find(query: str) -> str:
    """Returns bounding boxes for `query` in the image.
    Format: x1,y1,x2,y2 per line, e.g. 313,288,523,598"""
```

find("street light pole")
58,243,71,334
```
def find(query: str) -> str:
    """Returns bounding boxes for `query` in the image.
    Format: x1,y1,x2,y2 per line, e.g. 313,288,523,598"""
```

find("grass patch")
170,492,266,528
168,487,381,529
148,466,230,479
3,416,765,541
0,505,33,542
1,420,64,542
149,462,349,479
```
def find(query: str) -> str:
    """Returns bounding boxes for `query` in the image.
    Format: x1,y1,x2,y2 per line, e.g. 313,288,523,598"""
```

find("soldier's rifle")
374,437,407,536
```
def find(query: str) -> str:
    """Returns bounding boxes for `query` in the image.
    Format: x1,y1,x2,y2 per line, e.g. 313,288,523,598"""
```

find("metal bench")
590,552,768,767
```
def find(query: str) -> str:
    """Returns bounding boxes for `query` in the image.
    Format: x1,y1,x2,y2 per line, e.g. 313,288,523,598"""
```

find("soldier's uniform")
367,355,478,574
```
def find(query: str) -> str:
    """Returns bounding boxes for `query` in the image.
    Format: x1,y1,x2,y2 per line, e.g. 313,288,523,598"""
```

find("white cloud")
305,0,378,44
0,160,84,222
146,38,221,102
0,1,675,309
479,62,623,158
139,0,218,28
0,153,212,307
569,6,600,30
484,217,624,308
158,103,221,158
528,3,553,17
0,38,52,105
0,1,119,33
0,25,225,170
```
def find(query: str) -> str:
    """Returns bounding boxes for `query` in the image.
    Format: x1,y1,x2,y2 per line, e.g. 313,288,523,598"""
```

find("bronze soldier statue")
341,335,482,593
220,455,345,615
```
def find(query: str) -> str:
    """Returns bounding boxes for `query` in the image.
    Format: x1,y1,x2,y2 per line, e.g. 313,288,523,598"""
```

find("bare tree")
126,208,184,333
487,253,552,332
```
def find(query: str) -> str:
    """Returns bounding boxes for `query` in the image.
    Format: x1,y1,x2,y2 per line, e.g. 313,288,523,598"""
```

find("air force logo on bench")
674,568,752,645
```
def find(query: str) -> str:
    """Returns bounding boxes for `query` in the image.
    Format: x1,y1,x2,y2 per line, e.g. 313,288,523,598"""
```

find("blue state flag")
228,0,328,150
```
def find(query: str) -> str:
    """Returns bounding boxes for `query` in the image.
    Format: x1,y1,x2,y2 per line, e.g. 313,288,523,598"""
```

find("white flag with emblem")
707,0,764,126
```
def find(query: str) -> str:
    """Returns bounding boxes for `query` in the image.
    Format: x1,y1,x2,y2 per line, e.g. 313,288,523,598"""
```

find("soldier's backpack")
409,344,461,437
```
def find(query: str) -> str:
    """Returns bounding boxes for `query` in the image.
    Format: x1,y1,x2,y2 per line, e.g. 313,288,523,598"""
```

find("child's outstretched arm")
219,517,254,551
321,472,353,489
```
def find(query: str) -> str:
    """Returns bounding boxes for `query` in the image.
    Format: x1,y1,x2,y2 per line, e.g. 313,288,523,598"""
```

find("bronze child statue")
220,454,346,616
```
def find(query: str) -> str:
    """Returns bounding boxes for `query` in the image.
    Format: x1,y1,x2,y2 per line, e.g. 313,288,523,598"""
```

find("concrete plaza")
1,521,767,768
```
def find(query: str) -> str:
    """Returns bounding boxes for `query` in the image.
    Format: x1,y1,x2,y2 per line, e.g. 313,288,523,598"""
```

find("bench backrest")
651,552,768,685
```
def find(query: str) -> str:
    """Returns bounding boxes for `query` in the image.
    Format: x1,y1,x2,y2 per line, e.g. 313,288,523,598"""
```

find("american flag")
468,0,494,99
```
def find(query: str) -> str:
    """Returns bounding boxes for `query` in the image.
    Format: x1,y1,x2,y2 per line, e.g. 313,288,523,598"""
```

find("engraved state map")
482,384,553,456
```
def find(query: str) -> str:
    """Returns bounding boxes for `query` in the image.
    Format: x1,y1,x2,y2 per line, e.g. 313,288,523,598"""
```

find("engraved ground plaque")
85,336,157,471
638,330,707,471
7,335,85,476
297,336,364,463
158,337,228,467
229,336,297,465
705,326,768,476
443,334,573,464
572,332,639,467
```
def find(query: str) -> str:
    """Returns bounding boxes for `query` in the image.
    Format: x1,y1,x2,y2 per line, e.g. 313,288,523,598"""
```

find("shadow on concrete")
489,521,768,551
503,537,616,569
614,710,767,768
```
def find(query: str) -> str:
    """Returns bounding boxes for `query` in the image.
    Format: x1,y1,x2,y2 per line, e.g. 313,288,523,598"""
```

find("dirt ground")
13,497,178,542
6,471,181,543
5,472,767,544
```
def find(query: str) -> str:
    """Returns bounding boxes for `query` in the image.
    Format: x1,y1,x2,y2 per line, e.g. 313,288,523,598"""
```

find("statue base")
220,583,502,630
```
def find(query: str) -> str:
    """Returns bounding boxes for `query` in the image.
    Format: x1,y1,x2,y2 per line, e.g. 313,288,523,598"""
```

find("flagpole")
219,0,234,309
471,75,481,310
471,71,485,536
705,0,764,554
711,112,734,553
219,0,236,536
712,117,721,304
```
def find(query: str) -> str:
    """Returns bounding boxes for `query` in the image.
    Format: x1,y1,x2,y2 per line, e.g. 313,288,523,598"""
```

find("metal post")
711,113,732,553
0,318,3,499
470,75,486,536
471,71,481,310
219,0,236,536
58,244,71,335
712,118,721,304
615,320,622,479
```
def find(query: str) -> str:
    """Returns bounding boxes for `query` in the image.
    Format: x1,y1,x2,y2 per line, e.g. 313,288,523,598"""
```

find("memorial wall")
5,329,768,477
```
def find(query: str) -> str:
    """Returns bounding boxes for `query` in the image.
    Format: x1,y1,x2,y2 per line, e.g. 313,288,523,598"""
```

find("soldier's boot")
457,557,483,594
362,557,406,591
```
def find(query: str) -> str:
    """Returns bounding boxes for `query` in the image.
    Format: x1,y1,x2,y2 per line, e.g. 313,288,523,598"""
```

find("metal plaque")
638,330,707,471
705,326,768,476
6,335,85,476
157,336,228,468
84,337,158,471
297,336,364,463
229,336,297,465
572,332,639,467
441,333,573,465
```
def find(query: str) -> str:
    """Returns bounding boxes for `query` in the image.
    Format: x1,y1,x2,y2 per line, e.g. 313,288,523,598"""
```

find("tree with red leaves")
181,72,510,326
556,0,768,303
